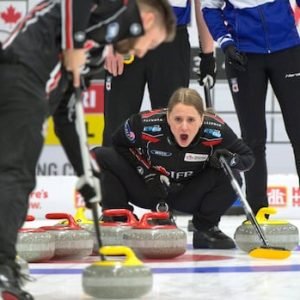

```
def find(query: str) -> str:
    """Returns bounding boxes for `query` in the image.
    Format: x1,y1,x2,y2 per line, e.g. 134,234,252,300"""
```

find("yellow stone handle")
254,207,288,225
94,246,143,266
74,207,94,224
256,207,277,222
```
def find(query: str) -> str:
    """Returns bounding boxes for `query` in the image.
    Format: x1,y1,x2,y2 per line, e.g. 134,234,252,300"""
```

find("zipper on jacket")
257,6,271,53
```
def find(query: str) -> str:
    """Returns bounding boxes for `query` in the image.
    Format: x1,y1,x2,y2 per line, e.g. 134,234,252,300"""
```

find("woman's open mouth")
180,134,188,142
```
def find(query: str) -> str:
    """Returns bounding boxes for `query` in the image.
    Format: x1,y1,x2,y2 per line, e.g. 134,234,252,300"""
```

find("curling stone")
123,212,187,259
82,246,153,299
40,213,94,258
72,207,100,254
54,207,96,231
100,209,139,247
17,215,55,262
73,208,138,254
234,207,299,252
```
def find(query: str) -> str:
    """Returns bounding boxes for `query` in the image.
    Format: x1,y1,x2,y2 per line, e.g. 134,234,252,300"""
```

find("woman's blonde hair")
168,87,205,116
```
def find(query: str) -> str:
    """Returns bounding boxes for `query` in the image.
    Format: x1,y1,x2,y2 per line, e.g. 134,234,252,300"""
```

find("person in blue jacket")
201,0,300,215
102,0,217,146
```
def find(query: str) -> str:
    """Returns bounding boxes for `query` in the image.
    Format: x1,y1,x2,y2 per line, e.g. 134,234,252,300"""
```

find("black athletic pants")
0,64,47,263
226,46,300,215
93,147,237,230
103,26,191,146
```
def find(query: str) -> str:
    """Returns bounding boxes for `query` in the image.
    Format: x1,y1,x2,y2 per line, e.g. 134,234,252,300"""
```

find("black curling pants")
226,46,300,215
0,64,47,263
93,147,237,230
102,26,190,146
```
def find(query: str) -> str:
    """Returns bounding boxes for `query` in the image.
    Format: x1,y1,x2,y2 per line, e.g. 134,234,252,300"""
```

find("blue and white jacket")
202,0,300,53
170,0,191,25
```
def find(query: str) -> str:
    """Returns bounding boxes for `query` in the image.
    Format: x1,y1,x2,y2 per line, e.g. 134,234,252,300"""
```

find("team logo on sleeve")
204,128,221,138
124,120,135,142
143,125,161,132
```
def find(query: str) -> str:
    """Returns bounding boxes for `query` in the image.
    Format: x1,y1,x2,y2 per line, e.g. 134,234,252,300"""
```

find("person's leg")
170,169,236,225
168,168,237,248
268,46,300,185
92,147,158,212
226,54,269,215
102,59,146,146
147,26,190,108
0,65,46,298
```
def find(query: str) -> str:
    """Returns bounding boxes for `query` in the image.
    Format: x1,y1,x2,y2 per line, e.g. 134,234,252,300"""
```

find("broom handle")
203,76,213,108
74,87,105,260
219,156,269,247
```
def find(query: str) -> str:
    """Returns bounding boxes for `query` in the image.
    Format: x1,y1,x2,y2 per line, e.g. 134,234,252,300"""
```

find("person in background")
102,0,217,146
0,0,175,298
201,0,300,215
92,87,254,249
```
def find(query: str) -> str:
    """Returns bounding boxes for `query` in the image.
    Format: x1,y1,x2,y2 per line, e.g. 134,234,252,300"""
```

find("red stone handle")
134,212,175,229
45,213,80,229
102,209,138,225
26,215,35,222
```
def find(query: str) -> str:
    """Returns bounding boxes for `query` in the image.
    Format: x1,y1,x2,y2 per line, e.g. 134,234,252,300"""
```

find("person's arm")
201,0,247,71
61,0,94,49
194,0,216,87
194,0,214,53
112,114,144,159
104,45,125,76
112,114,157,176
61,0,94,87
218,123,254,172
201,0,235,50
52,83,84,176
112,114,170,198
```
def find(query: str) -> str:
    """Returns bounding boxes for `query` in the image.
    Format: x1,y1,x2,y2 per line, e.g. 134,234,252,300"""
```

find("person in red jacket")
92,87,254,249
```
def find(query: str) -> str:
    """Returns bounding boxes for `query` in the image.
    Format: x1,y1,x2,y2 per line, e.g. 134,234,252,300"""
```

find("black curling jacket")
1,0,143,93
0,0,145,177
112,108,254,183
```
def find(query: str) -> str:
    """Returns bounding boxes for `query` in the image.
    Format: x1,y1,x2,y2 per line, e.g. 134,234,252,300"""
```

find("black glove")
144,173,170,200
76,154,101,209
224,45,247,72
210,149,240,169
197,52,216,88
76,175,101,208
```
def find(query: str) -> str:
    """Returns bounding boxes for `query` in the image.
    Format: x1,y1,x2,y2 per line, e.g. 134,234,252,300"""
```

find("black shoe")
193,226,236,249
187,219,196,232
0,261,34,300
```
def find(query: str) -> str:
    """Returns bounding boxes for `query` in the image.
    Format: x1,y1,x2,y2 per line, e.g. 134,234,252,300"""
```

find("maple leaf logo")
1,5,22,24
